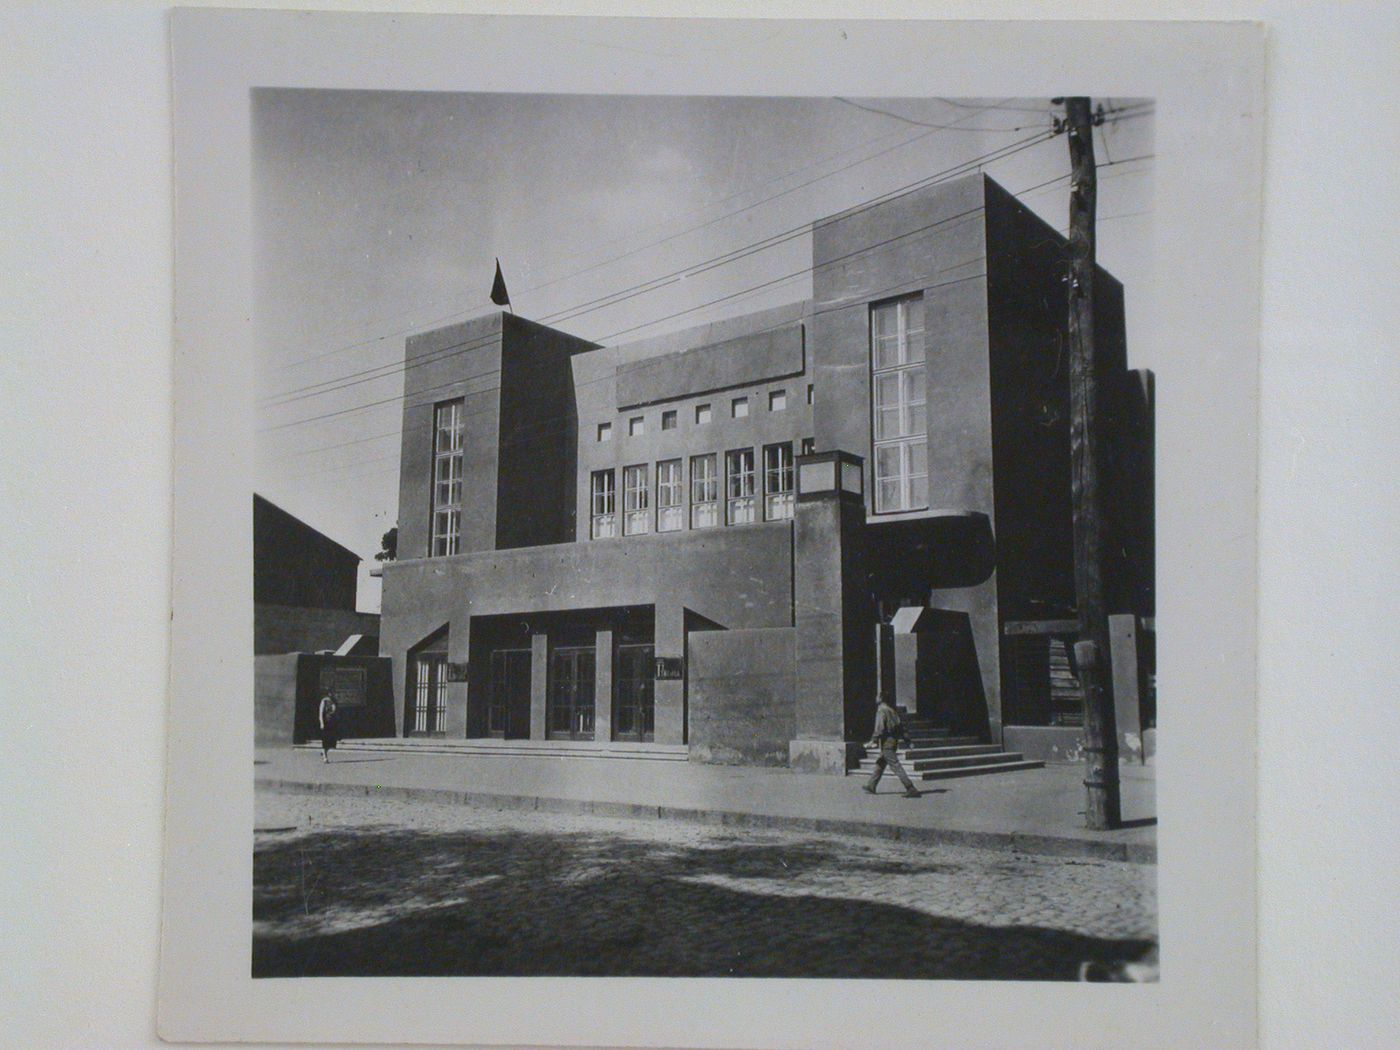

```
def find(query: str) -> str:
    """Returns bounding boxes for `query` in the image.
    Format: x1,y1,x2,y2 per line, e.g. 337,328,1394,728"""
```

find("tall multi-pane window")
763,442,795,520
590,469,616,539
871,294,929,513
623,464,650,536
726,448,757,525
431,400,464,556
657,459,684,532
690,454,718,528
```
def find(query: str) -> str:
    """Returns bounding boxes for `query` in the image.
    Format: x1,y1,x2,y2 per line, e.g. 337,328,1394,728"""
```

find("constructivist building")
376,173,1155,773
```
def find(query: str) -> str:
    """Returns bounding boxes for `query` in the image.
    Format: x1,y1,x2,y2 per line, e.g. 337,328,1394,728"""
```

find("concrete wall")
616,323,805,409
253,494,360,610
574,323,814,546
254,653,300,747
810,171,990,511
688,627,796,765
396,313,504,560
495,315,598,550
811,174,1003,739
253,604,380,656
379,521,795,738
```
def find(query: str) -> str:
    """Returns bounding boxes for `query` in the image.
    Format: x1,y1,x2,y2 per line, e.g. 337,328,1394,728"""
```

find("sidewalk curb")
257,777,1157,865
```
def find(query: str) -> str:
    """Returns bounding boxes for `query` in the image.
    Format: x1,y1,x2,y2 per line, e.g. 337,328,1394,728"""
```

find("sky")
252,92,1153,612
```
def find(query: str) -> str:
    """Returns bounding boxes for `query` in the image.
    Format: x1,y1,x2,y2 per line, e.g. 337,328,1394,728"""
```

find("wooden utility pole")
1062,97,1122,830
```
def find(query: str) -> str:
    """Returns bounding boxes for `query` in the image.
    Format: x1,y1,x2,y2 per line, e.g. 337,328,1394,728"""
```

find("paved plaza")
254,788,1157,980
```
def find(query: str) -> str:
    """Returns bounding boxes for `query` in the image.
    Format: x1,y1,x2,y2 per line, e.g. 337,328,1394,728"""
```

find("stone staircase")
857,709,1044,781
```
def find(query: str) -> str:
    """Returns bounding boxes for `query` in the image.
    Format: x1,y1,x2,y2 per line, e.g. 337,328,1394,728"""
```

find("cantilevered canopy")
864,510,995,600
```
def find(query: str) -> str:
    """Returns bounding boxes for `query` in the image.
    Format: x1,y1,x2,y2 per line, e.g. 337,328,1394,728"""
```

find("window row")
596,384,814,443
590,442,805,539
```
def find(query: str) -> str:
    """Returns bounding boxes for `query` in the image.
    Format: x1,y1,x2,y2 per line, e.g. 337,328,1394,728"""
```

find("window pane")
658,505,683,532
696,404,711,424
769,390,786,412
731,397,748,418
597,422,612,442
661,410,677,430
877,479,901,512
908,472,928,510
692,501,718,528
903,297,926,363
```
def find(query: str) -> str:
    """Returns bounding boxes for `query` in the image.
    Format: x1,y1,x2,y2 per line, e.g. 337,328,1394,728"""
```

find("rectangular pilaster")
594,629,613,742
445,618,470,738
529,632,549,741
1109,614,1144,762
654,602,686,745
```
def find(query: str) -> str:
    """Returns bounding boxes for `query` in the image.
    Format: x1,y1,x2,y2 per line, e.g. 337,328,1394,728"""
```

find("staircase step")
916,759,1045,781
859,744,1004,764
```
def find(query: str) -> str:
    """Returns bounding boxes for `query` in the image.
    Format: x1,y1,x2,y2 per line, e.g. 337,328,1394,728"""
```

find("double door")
548,645,596,740
613,643,655,742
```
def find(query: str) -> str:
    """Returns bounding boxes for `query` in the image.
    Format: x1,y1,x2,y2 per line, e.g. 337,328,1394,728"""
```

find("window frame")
690,453,719,529
731,396,749,419
628,415,645,438
870,294,929,514
661,409,678,431
597,421,612,443
590,468,617,539
763,442,795,520
622,463,650,536
725,447,757,525
768,389,787,412
695,403,712,425
430,399,464,557
656,458,684,532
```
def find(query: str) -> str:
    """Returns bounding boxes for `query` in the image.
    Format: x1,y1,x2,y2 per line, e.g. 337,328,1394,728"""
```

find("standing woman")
318,692,339,763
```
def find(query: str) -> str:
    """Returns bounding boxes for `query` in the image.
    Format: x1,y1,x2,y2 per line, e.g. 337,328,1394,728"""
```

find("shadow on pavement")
254,824,1153,980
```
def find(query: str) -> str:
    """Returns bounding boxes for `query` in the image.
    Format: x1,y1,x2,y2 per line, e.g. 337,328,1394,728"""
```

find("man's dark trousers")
866,743,917,793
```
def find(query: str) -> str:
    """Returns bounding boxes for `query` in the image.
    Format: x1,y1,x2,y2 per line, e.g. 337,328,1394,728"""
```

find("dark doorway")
548,645,596,740
614,643,655,742
488,648,532,739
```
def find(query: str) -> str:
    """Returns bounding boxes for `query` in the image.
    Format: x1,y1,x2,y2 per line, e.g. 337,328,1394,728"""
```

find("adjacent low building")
376,173,1155,771
253,494,393,746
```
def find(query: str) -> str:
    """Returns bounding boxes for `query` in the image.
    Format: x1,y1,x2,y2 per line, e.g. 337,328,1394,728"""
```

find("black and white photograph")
154,11,1267,1049
250,87,1159,982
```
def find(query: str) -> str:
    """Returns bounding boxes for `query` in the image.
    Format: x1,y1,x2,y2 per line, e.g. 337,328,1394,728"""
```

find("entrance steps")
857,711,1045,781
304,738,690,762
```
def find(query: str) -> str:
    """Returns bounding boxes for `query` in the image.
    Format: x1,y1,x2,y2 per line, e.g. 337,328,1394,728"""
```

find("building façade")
376,172,1155,772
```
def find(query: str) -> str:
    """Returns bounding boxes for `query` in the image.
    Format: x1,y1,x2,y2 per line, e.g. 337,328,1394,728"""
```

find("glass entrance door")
613,643,655,742
408,654,448,736
488,648,532,739
548,645,596,740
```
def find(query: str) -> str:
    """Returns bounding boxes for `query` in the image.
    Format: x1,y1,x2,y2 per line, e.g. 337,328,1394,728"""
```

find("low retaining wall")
687,627,796,766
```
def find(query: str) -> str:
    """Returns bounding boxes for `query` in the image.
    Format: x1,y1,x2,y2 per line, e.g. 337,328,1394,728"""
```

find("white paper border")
160,11,1263,1048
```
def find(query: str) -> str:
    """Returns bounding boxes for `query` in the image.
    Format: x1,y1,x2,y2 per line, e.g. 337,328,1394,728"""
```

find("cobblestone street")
254,788,1156,980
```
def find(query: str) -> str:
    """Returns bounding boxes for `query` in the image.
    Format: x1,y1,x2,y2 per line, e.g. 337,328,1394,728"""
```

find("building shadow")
254,824,1154,980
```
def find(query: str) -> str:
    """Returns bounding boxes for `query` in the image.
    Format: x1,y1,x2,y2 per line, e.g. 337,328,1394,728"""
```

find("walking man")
863,696,920,798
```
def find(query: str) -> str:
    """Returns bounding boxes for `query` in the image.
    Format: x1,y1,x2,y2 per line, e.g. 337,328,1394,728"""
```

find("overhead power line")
261,129,1059,411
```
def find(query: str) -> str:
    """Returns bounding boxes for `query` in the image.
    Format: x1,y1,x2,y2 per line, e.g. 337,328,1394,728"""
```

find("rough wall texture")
688,627,796,765
254,653,300,747
253,604,380,656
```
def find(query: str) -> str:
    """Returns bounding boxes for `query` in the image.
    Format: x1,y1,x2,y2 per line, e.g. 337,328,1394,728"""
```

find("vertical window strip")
871,295,929,514
431,400,464,556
